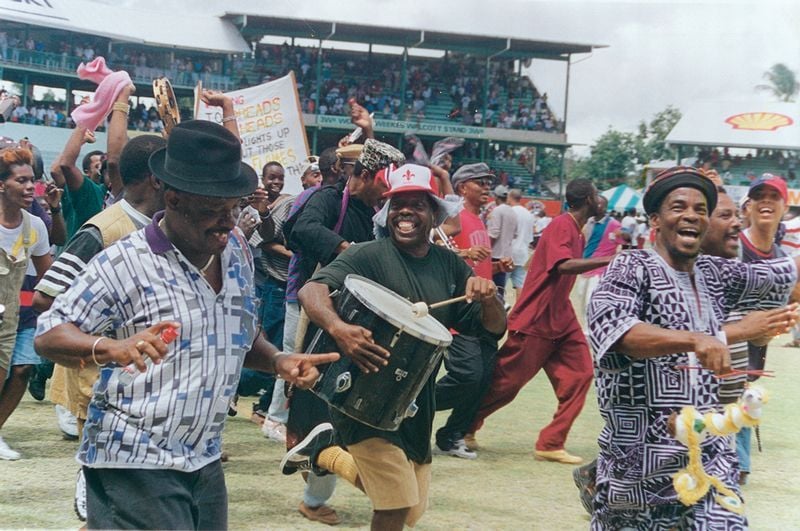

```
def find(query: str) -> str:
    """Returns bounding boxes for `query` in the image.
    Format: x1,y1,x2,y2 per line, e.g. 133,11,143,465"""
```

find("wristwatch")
50,204,62,215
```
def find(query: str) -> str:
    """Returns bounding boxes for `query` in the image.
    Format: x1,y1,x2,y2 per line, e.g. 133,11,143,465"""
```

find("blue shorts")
510,265,527,289
10,328,40,367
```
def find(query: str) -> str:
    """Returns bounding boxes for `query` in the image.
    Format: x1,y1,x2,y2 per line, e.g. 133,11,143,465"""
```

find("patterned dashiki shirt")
588,249,795,529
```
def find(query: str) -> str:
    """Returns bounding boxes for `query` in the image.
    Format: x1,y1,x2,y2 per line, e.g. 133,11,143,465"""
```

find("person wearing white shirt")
507,189,535,298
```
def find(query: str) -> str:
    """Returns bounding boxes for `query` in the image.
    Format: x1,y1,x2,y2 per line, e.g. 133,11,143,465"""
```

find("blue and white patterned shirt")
36,213,259,471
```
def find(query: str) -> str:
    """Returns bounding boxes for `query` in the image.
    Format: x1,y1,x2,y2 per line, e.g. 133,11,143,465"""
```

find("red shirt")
508,212,584,338
453,209,492,280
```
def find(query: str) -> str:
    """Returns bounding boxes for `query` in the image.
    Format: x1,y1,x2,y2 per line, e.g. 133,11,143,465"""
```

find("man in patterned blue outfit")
588,167,799,529
34,121,336,530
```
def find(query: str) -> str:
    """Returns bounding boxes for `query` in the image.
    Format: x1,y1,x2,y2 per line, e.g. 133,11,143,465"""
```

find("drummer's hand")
465,277,498,304
330,322,390,373
275,352,340,389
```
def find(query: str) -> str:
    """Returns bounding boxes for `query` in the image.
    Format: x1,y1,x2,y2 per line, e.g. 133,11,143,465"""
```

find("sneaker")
0,435,20,460
434,439,477,460
74,469,87,522
55,405,79,440
298,501,342,526
261,418,287,443
279,423,334,476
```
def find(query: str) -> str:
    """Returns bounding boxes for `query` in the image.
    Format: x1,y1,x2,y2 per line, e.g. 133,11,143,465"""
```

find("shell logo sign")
725,112,794,131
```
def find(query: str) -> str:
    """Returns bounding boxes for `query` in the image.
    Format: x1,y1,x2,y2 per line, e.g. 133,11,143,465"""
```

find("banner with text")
195,72,309,195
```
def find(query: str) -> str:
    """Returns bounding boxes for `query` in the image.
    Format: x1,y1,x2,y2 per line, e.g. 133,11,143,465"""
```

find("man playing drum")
292,163,506,530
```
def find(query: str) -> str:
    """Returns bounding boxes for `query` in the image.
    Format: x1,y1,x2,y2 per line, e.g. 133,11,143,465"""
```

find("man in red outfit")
468,178,613,464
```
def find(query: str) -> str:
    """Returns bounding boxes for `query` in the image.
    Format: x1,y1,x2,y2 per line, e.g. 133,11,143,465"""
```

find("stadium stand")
0,9,604,195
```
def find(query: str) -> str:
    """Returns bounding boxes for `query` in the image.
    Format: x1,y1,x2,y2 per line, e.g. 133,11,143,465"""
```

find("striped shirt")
35,199,150,299
36,213,259,471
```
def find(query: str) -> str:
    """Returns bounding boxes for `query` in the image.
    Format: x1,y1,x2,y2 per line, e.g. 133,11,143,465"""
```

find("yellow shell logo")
725,112,793,131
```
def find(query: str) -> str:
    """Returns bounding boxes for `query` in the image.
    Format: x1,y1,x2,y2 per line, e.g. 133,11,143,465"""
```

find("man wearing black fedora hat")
34,120,338,530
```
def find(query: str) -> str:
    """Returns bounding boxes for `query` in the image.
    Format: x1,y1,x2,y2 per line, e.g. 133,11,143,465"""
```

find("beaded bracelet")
222,116,237,123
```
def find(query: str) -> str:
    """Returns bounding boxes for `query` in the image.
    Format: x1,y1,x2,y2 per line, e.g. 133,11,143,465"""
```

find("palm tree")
756,63,799,102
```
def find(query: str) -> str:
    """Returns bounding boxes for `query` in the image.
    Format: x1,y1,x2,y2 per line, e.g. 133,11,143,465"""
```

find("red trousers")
469,326,593,451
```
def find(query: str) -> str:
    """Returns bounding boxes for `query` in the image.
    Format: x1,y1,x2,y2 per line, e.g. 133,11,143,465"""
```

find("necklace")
198,254,215,274
158,217,216,275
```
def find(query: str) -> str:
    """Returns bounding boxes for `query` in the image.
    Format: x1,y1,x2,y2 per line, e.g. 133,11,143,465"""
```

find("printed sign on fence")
195,72,309,194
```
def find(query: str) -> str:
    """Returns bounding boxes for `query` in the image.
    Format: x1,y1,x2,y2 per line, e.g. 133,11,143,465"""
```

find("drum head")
344,275,452,347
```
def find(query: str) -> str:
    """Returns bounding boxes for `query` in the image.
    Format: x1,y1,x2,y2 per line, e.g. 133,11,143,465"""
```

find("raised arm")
105,84,135,199
201,90,240,140
59,126,94,192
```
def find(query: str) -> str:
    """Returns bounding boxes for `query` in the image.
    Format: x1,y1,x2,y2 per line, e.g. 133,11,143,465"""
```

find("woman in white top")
0,146,52,460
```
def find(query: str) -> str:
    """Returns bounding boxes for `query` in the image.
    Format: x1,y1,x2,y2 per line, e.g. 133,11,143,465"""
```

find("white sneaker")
55,404,79,440
74,468,87,522
261,419,287,443
434,439,477,460
0,435,21,460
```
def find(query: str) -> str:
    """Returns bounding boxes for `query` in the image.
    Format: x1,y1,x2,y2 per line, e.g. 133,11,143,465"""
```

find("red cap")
748,174,788,203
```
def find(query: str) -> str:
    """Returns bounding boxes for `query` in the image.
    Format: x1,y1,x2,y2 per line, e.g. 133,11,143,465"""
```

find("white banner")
194,72,309,195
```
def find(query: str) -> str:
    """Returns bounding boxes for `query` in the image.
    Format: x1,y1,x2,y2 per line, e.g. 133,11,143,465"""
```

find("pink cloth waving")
70,57,132,131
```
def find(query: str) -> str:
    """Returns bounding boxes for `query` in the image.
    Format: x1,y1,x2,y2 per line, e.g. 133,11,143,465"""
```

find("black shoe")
279,423,334,476
28,373,46,401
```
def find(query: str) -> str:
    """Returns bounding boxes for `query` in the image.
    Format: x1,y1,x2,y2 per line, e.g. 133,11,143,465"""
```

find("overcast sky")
107,0,798,152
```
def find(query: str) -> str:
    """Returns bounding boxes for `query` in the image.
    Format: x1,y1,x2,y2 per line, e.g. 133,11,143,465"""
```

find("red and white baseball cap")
748,173,788,202
383,164,434,197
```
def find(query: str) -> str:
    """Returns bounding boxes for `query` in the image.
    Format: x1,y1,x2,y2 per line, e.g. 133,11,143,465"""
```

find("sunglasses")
468,177,494,186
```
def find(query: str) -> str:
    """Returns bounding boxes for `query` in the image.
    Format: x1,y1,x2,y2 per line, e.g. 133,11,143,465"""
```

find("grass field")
2,342,800,529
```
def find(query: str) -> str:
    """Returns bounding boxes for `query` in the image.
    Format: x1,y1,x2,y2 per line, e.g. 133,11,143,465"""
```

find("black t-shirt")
288,182,376,284
310,237,485,463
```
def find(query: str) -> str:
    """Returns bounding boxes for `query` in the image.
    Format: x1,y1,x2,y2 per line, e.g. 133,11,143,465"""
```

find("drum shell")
307,288,447,431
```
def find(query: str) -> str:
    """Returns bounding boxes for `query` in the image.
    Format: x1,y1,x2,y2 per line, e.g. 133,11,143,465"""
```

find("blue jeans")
256,276,287,349
736,427,751,473
304,474,337,507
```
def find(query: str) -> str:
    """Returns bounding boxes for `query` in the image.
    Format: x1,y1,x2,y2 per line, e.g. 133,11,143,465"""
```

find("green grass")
2,342,800,529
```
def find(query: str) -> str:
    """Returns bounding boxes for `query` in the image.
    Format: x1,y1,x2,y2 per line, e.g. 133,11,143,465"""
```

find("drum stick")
429,295,468,310
411,295,469,318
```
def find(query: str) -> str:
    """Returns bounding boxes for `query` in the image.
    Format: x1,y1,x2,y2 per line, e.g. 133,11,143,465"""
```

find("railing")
0,47,233,91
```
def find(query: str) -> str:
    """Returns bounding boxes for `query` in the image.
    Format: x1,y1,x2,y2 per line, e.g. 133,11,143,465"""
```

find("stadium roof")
0,0,250,54
223,14,605,60
666,101,800,151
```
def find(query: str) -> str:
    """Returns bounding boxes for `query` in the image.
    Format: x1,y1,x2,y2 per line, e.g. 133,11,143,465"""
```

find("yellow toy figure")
668,385,768,514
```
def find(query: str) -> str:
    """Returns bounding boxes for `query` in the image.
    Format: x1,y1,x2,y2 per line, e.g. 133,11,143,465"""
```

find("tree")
756,63,799,102
570,127,638,187
634,105,682,162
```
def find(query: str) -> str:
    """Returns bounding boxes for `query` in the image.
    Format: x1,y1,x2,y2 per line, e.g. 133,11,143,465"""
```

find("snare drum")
307,275,452,431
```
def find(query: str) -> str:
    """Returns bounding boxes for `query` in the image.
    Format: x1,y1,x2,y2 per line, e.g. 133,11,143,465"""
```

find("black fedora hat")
148,120,257,198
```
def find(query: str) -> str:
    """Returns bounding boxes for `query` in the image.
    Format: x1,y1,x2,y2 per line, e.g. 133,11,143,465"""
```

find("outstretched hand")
275,352,340,389
739,304,799,346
